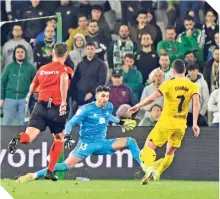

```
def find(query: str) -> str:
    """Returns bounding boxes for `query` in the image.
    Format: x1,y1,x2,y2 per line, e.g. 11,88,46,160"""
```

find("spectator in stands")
34,26,56,69
157,26,184,65
90,4,112,48
109,70,136,115
56,0,78,40
23,0,45,43
184,51,205,73
35,18,60,43
107,25,138,71
146,8,163,48
179,1,201,27
186,63,209,126
208,88,219,127
148,54,173,84
136,33,158,85
137,69,164,120
5,1,30,20
86,19,107,60
69,42,107,106
121,1,153,26
129,10,157,50
207,32,219,60
122,53,143,100
166,1,180,27
116,104,132,120
68,14,88,51
202,10,219,60
177,16,205,61
138,104,162,126
203,48,219,93
0,45,36,125
2,24,33,68
69,33,86,68
34,26,74,69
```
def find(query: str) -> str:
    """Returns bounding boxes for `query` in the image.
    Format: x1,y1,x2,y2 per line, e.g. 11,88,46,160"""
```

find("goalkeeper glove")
64,134,75,149
119,119,137,133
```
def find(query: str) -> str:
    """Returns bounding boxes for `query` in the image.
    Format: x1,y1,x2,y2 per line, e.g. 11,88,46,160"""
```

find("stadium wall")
0,126,219,181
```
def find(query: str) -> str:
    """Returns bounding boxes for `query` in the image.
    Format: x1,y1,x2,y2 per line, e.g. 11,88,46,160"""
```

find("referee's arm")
60,72,69,105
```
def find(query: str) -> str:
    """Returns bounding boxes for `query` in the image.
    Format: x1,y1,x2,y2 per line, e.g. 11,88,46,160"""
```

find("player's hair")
96,86,110,93
172,59,186,74
187,63,199,71
54,42,68,58
88,19,98,25
184,15,194,22
184,50,197,58
86,42,96,48
78,14,87,21
124,53,135,60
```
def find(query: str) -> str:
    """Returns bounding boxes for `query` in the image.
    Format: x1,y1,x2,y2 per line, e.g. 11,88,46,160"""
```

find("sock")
19,132,30,144
157,154,174,175
35,162,70,178
126,137,142,165
142,146,156,167
48,140,64,172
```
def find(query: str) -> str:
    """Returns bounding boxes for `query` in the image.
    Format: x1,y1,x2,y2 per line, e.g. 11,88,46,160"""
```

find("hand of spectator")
123,65,129,73
80,0,89,4
186,29,193,37
160,49,167,55
128,7,134,12
7,14,13,21
167,6,175,12
188,11,195,18
84,93,93,101
192,124,200,137
0,100,4,108
206,22,213,28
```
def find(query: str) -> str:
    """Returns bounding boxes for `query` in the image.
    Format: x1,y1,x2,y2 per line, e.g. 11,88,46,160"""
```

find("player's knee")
126,137,137,147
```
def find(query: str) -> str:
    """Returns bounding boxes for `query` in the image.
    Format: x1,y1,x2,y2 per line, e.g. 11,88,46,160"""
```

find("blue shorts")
70,139,117,159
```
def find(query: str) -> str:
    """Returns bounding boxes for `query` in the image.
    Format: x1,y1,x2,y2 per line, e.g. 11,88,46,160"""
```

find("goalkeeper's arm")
109,115,137,132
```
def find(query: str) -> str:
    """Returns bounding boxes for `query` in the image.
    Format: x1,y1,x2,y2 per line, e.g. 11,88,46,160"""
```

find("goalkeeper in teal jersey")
17,86,144,183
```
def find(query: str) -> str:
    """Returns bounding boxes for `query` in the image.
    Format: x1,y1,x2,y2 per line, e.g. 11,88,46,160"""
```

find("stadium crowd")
0,0,219,127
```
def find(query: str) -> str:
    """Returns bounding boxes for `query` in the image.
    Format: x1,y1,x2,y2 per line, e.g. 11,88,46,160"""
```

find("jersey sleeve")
63,66,74,79
32,71,39,85
192,83,200,96
64,107,87,134
158,81,169,96
109,115,120,123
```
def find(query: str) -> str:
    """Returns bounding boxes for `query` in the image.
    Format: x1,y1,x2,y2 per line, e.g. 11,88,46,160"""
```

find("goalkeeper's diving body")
128,59,201,185
17,85,143,183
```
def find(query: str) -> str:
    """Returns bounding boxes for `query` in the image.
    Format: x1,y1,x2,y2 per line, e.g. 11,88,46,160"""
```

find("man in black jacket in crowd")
69,42,107,106
22,0,45,43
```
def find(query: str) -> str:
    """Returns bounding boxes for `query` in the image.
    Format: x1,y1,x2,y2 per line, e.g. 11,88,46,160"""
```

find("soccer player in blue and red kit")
16,85,145,183
8,42,73,181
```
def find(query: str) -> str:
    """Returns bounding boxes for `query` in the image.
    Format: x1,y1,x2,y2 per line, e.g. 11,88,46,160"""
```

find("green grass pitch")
1,179,218,199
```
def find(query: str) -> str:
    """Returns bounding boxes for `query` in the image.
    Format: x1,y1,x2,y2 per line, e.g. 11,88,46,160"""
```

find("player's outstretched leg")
141,141,158,185
153,143,176,180
44,133,64,181
16,155,82,183
8,127,40,154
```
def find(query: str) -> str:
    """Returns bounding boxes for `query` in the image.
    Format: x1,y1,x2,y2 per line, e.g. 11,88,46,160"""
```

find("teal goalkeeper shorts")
70,138,117,159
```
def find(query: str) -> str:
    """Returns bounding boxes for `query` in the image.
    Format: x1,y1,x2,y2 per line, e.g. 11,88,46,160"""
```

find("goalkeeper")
17,85,143,183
